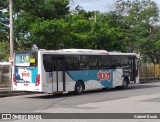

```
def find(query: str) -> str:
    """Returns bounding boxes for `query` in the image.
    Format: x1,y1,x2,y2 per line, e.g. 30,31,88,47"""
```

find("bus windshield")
15,52,37,67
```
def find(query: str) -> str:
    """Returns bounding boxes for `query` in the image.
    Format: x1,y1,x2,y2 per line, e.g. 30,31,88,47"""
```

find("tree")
66,7,123,51
1,0,160,64
30,19,70,49
114,0,160,63
0,0,9,61
13,0,70,50
0,0,9,42
0,41,9,61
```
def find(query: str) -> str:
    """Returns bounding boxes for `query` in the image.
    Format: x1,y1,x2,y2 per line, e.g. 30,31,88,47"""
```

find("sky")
69,0,160,12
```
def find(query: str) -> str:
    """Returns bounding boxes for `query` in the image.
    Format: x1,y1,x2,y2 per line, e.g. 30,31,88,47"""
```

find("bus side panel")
66,70,115,89
40,69,48,93
135,70,139,83
112,69,123,87
65,72,77,92
39,52,46,93
44,72,53,93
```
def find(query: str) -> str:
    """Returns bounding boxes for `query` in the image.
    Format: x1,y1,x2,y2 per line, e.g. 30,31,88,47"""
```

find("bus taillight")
36,74,40,86
13,75,17,86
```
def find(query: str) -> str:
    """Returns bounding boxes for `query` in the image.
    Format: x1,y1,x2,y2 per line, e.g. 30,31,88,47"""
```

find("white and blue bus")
12,49,139,94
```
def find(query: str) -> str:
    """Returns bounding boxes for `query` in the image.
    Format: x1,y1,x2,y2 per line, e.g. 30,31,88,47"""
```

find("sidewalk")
0,87,36,97
0,87,22,97
0,87,11,93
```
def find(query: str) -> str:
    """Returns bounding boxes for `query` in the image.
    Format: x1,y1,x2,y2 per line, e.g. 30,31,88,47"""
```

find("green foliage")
13,0,70,50
0,0,160,64
30,19,69,49
114,0,160,63
0,41,9,61
14,0,70,20
0,0,9,42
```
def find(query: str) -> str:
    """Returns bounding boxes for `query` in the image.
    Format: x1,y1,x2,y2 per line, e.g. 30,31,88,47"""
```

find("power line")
87,0,112,6
81,0,112,8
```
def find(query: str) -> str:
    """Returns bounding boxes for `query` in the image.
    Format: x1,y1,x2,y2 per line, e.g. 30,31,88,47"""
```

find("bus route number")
49,72,53,78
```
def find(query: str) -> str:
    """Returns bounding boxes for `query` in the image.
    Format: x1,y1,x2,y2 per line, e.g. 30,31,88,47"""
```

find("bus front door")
52,56,65,93
129,57,137,83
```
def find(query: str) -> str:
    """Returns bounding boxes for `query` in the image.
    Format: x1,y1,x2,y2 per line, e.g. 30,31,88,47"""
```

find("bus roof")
108,52,137,56
39,49,137,56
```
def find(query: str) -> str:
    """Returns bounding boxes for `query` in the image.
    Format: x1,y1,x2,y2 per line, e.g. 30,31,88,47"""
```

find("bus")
12,49,139,94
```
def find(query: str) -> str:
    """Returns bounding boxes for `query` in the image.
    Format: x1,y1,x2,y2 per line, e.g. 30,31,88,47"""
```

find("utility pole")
94,11,97,22
9,0,14,89
9,0,14,58
0,0,14,88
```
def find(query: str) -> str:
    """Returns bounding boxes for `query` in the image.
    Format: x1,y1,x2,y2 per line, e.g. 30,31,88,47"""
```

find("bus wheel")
122,78,129,89
75,81,84,94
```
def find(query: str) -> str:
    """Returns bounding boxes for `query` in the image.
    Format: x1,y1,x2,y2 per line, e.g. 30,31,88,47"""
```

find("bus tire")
75,81,84,95
122,78,129,89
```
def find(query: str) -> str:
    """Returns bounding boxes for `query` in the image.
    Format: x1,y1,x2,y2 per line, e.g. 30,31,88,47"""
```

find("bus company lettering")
97,70,111,82
21,71,30,77
19,69,32,83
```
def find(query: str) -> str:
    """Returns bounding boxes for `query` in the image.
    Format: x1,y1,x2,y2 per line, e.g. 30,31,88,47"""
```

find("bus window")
66,56,79,71
55,59,63,71
121,56,129,68
79,56,88,70
101,55,110,69
89,56,99,69
30,52,37,67
43,54,52,72
15,53,30,66
110,56,121,68
15,52,37,67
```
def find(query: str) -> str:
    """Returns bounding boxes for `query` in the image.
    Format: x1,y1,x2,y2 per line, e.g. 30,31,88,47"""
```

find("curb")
0,91,25,98
0,88,38,98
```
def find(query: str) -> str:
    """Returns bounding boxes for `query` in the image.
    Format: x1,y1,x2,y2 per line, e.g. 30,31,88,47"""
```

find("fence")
0,62,11,88
139,64,160,79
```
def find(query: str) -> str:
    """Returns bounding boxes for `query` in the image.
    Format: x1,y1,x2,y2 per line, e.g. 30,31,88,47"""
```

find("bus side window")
101,55,110,69
121,56,129,68
55,60,62,71
79,56,89,70
80,62,88,69
110,56,120,69
88,56,99,69
66,56,79,71
43,54,52,72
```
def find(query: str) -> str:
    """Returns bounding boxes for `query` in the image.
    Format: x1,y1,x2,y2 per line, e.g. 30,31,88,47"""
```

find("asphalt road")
0,81,160,113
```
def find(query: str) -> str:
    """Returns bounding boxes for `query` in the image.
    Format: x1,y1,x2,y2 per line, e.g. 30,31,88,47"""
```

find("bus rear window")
15,52,37,67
